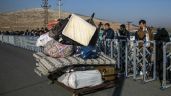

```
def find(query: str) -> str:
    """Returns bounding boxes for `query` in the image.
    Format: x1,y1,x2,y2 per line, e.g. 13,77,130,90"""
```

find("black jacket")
103,28,114,39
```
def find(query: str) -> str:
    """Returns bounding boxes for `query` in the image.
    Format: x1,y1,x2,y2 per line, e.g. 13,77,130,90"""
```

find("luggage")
62,14,96,46
44,40,73,58
36,32,53,47
58,70,103,89
96,66,117,81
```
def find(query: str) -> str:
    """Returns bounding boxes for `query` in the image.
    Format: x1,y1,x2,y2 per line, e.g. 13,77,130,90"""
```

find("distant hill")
0,8,138,32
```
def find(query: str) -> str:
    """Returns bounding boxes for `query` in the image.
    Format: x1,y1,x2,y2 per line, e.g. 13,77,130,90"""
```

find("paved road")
0,42,171,96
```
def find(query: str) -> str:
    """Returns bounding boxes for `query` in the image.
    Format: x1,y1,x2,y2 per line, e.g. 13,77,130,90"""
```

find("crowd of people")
0,27,49,36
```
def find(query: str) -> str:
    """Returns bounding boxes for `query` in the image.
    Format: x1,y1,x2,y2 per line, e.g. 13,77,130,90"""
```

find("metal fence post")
162,42,171,89
162,43,167,88
143,42,146,81
133,41,137,80
153,41,156,80
125,40,128,77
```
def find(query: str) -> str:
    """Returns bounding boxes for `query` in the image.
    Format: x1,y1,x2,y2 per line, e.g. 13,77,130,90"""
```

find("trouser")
119,42,126,71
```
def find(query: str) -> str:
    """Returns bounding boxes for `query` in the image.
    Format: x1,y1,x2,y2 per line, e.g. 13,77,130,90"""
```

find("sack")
36,32,53,47
62,14,96,46
96,66,117,81
44,40,73,58
58,70,103,89
79,46,99,59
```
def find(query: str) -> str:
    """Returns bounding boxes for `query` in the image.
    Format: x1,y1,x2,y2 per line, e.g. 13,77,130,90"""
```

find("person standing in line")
118,24,130,72
155,28,170,87
135,20,154,76
97,22,104,51
135,20,153,48
102,23,115,55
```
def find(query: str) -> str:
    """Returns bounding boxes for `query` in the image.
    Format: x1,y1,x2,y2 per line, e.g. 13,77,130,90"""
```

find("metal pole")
58,0,60,18
58,0,62,19
117,39,120,69
143,42,146,81
125,40,128,77
111,40,114,58
41,0,51,27
162,43,167,88
133,41,137,80
153,41,157,80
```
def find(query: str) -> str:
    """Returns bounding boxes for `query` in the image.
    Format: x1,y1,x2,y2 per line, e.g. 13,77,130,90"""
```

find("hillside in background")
0,8,138,32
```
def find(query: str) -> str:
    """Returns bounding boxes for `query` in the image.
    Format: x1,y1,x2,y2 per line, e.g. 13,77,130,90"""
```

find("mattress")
33,52,116,74
62,14,96,46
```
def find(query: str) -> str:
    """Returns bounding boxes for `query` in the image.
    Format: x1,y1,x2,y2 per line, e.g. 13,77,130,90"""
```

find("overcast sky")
0,0,171,28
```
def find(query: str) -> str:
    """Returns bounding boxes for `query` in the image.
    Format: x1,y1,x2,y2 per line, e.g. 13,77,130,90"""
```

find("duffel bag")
44,40,73,58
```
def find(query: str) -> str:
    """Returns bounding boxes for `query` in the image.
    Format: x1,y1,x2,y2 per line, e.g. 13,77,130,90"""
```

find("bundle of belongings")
34,13,117,90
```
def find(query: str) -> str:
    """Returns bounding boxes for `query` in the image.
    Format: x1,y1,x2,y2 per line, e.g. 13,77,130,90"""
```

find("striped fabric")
33,52,116,73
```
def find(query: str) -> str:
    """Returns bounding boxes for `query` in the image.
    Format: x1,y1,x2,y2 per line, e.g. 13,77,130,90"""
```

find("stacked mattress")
33,52,116,77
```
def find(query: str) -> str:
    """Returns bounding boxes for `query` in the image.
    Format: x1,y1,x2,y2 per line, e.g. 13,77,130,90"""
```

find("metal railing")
102,39,157,83
0,35,43,52
162,42,171,89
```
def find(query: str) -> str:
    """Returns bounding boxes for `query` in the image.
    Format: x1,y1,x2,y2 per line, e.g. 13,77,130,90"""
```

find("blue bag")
79,46,99,59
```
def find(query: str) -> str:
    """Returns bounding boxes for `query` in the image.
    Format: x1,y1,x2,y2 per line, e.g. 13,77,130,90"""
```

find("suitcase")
96,66,117,81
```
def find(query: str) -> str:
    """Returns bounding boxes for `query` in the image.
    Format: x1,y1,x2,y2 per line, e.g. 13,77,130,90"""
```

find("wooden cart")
33,52,118,96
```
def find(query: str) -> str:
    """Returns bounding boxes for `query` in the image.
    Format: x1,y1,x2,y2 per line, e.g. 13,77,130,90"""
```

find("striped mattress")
33,52,116,76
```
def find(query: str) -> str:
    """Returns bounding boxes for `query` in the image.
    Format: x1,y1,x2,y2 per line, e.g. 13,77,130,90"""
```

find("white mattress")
62,14,96,46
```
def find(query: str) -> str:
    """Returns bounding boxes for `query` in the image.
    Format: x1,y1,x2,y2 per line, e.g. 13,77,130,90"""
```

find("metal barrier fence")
162,42,171,89
0,35,43,52
103,40,157,83
133,41,156,83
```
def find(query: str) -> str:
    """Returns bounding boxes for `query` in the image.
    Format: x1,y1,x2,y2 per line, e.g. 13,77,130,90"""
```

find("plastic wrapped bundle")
58,70,103,89
44,40,73,58
36,33,53,47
